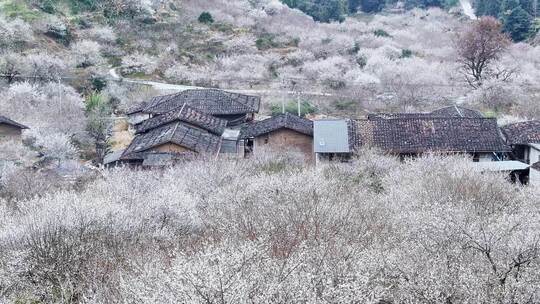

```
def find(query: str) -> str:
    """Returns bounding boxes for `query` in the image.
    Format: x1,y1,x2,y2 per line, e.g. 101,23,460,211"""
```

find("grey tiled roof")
126,93,177,115
368,105,484,120
135,104,228,135
367,113,435,120
430,105,484,118
501,121,540,145
122,121,222,159
0,115,29,129
128,89,261,116
240,113,313,139
355,117,510,154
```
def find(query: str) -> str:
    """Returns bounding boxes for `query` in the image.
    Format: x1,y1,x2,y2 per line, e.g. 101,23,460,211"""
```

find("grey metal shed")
314,120,351,153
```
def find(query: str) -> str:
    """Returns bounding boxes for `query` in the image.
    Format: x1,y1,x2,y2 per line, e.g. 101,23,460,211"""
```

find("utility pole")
281,78,286,114
290,80,300,117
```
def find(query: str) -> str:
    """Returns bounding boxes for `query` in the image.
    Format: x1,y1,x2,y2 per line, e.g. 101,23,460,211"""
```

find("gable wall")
153,143,192,153
254,128,313,160
530,145,540,165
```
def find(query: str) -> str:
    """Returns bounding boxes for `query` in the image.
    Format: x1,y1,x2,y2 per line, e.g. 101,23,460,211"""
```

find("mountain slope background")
1,0,540,160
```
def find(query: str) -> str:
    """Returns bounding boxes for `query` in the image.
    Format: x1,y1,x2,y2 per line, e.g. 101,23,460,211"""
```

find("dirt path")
108,68,341,97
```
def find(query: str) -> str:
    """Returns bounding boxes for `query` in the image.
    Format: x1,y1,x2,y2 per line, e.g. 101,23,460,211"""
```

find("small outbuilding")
314,119,357,163
240,113,314,160
0,115,28,143
501,120,540,185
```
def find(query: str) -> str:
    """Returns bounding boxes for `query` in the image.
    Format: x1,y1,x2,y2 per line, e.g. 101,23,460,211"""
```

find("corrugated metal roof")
472,161,530,172
314,120,350,153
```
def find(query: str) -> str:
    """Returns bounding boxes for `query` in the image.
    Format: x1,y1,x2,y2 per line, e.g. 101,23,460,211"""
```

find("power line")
3,74,540,91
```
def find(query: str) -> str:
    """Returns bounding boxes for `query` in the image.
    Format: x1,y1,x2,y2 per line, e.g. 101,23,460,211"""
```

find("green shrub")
350,41,361,54
1,1,42,21
334,100,357,111
256,34,279,50
373,29,391,37
198,12,214,24
33,0,57,13
91,76,107,92
270,101,318,117
400,49,413,58
85,93,105,112
280,0,347,22
356,54,367,68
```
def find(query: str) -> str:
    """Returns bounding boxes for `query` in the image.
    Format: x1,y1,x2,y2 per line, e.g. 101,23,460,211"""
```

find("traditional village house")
127,89,260,126
361,107,531,180
354,117,511,161
313,119,358,163
240,113,314,160
120,122,223,167
501,120,540,185
110,89,261,166
110,105,227,167
134,104,228,136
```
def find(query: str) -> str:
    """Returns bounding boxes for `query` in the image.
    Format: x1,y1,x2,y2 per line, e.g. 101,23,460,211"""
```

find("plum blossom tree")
0,17,34,52
456,17,512,87
71,40,104,68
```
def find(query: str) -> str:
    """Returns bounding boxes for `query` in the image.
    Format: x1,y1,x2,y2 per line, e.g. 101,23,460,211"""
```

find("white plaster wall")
478,153,494,162
529,147,540,165
530,168,540,187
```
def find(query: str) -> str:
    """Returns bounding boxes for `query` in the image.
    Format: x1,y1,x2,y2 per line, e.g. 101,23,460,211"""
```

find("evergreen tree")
403,0,445,9
502,0,521,12
281,0,347,22
348,0,361,12
503,5,533,41
519,0,536,15
474,0,503,17
359,0,384,12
